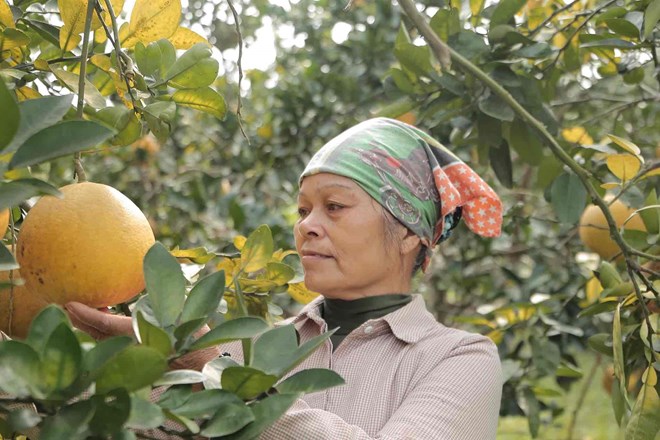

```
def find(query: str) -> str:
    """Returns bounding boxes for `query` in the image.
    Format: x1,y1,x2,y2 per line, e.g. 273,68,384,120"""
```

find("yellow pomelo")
578,200,646,259
0,268,48,339
0,209,9,237
17,182,155,307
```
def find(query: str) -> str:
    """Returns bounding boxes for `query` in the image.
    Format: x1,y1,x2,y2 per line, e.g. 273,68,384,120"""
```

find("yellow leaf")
58,0,88,50
216,257,237,286
486,329,504,344
91,54,112,71
170,87,226,119
256,124,273,139
122,0,181,48
561,126,594,144
50,66,107,108
641,167,660,179
93,0,125,31
288,282,319,305
169,26,208,49
607,154,641,182
0,28,30,51
95,29,108,44
607,134,642,158
241,224,273,272
34,59,49,71
601,182,620,189
580,276,603,308
0,0,14,28
233,235,246,250
15,86,40,101
272,249,297,261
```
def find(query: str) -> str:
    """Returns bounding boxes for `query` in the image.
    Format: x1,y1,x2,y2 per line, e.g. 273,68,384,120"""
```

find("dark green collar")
321,294,412,351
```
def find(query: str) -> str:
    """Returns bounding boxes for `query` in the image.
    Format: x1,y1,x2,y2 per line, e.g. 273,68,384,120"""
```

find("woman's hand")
65,302,221,371
65,302,133,340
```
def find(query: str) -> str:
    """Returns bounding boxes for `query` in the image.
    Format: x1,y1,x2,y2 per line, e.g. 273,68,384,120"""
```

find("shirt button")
364,325,374,334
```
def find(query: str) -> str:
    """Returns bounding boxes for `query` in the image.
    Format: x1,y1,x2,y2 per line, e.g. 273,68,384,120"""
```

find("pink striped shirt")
225,294,502,439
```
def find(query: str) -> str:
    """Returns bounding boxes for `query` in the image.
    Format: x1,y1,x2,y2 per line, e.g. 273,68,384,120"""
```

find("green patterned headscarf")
300,117,502,271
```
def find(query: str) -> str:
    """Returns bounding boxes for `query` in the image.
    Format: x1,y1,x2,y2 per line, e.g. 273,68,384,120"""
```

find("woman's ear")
400,228,421,256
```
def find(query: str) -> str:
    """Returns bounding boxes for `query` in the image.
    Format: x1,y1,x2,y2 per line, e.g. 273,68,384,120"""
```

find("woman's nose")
298,211,322,238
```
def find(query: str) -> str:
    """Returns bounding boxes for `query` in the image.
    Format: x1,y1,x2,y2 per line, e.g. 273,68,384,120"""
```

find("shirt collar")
291,294,438,344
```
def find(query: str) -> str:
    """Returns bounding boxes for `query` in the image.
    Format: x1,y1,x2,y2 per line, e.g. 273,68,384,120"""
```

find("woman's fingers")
65,302,133,339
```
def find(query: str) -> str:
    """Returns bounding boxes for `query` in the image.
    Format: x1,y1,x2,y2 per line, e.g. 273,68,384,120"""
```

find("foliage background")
1,0,659,437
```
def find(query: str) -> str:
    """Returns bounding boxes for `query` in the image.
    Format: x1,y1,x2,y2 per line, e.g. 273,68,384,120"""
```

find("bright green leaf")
41,323,82,394
276,368,345,394
180,270,225,323
221,366,278,400
95,345,167,394
5,95,72,153
9,120,115,169
170,87,226,119
0,78,19,151
550,172,587,224
136,311,172,356
241,224,274,272
143,242,186,328
190,316,268,351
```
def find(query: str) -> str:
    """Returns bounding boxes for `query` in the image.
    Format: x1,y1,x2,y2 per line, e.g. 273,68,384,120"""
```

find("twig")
73,0,96,183
565,354,602,440
102,0,138,109
543,0,618,72
528,0,581,36
626,265,656,350
226,0,249,143
398,0,451,69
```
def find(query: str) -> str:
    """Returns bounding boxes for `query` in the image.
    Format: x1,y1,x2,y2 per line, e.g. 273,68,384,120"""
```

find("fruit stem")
73,0,96,183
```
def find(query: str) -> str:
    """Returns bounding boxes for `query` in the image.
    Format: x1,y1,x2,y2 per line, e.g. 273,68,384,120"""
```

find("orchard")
0,0,659,438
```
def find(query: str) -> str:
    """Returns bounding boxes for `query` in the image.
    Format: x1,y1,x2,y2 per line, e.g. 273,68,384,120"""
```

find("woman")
67,117,503,439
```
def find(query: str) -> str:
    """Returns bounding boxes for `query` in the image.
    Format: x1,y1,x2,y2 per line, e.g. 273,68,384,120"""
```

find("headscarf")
300,117,502,271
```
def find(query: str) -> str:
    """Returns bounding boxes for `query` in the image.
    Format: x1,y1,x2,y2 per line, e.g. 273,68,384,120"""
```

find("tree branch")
397,0,651,332
227,0,249,143
528,0,581,37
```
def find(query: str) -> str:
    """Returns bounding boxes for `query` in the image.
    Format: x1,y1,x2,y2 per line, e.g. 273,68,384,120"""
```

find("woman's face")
294,173,412,300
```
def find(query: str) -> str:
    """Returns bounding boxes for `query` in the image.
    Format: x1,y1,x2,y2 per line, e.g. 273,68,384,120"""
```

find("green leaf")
7,408,41,432
0,340,40,397
50,67,106,109
596,6,627,24
518,387,540,438
449,30,490,60
241,224,274,272
429,8,461,43
513,42,554,59
643,0,660,40
221,366,278,400
136,311,172,356
144,101,176,121
5,94,72,153
507,119,543,165
171,389,243,419
222,393,300,440
265,262,295,285
190,316,268,350
82,336,134,374
40,400,95,440
164,43,218,88
169,87,226,119
613,304,631,412
41,323,82,394
276,368,345,394
490,0,526,26
555,362,583,378
143,242,186,328
0,244,18,270
95,345,167,394
394,25,433,76
9,120,115,169
253,326,334,379
154,369,205,386
640,191,659,234
163,411,200,434
530,338,560,376
126,395,165,430
0,78,19,151
173,318,206,351
489,142,513,189
24,19,60,46
94,106,142,147
625,367,660,439
479,94,514,121
580,38,636,49
26,304,70,354
550,172,587,224
180,270,225,323
579,301,618,318
135,42,160,78
252,325,298,376
89,388,131,436
605,18,641,38
0,178,61,211
201,400,254,437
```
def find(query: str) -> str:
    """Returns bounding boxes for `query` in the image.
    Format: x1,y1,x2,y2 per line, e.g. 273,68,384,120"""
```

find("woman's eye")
327,203,343,212
297,207,309,218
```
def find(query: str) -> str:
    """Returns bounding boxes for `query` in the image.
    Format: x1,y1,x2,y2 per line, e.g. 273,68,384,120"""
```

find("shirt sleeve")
260,335,502,440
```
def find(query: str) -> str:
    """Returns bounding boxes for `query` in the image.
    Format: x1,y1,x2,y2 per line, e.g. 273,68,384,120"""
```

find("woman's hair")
377,202,427,276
